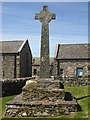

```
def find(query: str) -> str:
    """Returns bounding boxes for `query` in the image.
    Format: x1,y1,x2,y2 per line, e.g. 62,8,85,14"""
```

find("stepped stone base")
5,79,78,117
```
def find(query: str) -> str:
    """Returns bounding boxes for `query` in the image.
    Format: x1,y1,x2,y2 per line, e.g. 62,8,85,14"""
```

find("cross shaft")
35,6,56,78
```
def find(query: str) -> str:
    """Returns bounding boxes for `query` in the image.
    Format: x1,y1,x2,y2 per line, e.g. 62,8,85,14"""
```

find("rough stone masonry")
35,6,56,78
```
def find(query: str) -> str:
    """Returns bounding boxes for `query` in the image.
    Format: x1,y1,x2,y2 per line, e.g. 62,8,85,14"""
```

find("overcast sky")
2,2,88,57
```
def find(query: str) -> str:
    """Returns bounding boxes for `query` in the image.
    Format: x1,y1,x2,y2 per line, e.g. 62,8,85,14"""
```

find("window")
34,69,37,75
60,69,63,76
77,68,83,77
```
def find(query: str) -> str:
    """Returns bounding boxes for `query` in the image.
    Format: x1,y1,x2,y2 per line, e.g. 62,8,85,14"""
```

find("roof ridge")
58,43,88,46
1,40,24,42
18,40,28,52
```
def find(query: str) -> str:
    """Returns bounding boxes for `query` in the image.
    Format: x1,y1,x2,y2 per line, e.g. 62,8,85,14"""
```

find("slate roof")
56,44,89,59
32,57,54,65
0,40,26,54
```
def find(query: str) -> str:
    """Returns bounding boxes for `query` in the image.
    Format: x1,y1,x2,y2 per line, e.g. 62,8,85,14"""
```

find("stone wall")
59,60,89,77
2,54,21,79
52,59,90,77
2,55,15,79
55,76,89,86
1,75,88,97
20,40,32,77
1,77,35,97
6,101,77,117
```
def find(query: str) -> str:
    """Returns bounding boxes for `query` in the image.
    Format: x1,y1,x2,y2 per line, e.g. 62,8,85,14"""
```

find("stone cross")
35,6,56,78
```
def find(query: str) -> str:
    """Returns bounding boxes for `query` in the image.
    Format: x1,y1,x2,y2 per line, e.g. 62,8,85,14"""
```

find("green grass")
64,86,89,118
1,86,89,119
0,95,15,118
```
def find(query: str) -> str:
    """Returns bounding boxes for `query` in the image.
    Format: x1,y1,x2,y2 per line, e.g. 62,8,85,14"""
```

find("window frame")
76,67,83,77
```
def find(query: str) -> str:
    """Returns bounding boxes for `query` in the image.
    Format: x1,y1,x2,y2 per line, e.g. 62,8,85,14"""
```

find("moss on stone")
57,90,62,95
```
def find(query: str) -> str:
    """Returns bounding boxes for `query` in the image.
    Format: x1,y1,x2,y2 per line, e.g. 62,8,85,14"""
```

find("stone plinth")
22,79,65,101
6,97,77,117
5,79,78,117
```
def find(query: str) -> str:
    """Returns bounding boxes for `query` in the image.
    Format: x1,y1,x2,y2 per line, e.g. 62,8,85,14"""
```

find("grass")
64,86,89,118
0,86,89,120
0,95,15,118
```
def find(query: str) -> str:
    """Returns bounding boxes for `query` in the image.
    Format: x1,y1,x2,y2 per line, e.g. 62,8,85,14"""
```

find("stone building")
52,43,90,78
32,57,54,76
0,40,32,79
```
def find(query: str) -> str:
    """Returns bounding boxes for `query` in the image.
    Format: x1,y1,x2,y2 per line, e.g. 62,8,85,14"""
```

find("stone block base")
5,94,77,117
5,79,78,117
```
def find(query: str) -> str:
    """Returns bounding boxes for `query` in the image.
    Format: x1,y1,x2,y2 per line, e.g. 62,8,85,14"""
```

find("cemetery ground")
1,85,89,119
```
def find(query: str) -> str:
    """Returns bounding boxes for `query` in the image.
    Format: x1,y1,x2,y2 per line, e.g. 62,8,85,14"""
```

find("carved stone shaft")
40,23,49,78
35,6,56,78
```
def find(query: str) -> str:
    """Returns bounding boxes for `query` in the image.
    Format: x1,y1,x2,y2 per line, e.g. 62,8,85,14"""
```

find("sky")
2,2,88,57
